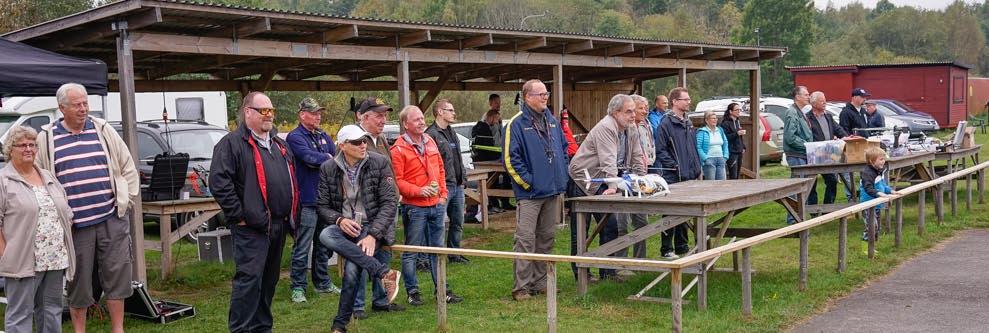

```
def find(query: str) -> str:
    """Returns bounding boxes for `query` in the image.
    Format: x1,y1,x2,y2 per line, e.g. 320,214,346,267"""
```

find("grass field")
41,131,989,332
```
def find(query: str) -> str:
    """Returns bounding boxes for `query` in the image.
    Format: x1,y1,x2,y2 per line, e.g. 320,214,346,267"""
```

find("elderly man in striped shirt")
36,83,139,333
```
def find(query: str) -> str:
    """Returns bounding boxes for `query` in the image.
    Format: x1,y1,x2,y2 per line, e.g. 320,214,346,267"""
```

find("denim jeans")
400,204,447,294
319,225,391,330
702,156,727,180
290,207,333,290
445,185,466,249
786,156,818,224
567,180,612,280
353,270,387,311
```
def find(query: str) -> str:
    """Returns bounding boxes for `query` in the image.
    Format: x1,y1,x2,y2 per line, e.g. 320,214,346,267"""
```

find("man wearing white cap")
318,125,402,333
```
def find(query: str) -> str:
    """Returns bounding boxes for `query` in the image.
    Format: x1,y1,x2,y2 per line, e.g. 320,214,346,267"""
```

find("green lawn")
41,131,989,332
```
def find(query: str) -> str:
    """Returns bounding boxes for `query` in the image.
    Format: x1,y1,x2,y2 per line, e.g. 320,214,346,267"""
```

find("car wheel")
176,211,219,242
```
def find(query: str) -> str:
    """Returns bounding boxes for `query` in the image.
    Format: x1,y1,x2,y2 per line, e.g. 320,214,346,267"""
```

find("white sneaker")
661,252,680,260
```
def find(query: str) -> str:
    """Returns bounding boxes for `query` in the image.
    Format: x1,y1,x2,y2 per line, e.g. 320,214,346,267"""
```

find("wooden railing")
386,160,988,333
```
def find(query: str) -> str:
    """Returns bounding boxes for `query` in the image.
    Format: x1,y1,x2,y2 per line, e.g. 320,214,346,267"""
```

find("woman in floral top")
0,126,75,333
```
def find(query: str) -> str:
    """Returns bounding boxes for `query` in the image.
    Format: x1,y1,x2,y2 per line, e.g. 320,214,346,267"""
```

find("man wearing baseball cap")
839,88,871,137
286,97,341,303
318,124,402,333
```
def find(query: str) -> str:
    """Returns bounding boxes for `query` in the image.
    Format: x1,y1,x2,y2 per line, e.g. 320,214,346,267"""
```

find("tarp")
0,37,107,97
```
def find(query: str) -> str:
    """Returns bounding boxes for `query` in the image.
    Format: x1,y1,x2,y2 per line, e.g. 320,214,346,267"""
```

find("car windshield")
160,129,227,159
886,100,917,113
0,115,20,138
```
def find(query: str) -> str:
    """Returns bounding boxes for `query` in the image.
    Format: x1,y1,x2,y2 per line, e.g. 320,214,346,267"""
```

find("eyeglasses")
442,108,456,113
346,138,369,146
248,106,276,116
12,143,38,150
676,98,691,102
528,92,551,98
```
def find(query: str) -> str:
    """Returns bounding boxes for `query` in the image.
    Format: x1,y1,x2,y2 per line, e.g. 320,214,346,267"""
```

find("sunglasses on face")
248,106,276,116
346,138,369,146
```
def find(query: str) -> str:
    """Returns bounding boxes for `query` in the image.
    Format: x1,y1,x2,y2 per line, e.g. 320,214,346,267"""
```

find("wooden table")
142,197,222,279
789,151,936,215
568,178,814,311
470,161,515,200
934,145,982,216
464,168,491,229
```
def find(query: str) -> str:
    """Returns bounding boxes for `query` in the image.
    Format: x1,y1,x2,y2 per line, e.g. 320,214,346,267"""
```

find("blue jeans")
290,207,333,290
445,185,466,249
702,156,727,180
400,204,447,294
319,224,391,330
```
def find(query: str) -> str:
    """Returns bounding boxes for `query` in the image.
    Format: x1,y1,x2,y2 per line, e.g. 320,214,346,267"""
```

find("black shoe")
449,255,470,264
442,290,464,304
371,303,405,312
416,261,430,272
352,310,368,320
408,291,424,306
464,216,481,224
489,206,504,214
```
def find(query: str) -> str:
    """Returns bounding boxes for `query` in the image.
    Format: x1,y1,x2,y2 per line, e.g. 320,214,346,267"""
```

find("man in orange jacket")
390,105,465,306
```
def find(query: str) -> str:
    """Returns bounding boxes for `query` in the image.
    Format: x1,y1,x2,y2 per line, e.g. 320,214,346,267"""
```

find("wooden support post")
918,189,926,236
159,213,171,279
978,167,985,204
866,208,876,259
547,262,557,333
576,212,589,295
479,177,489,230
950,161,957,216
741,247,752,317
966,172,972,211
677,67,687,88
798,230,809,291
838,217,847,273
553,64,564,118
115,21,147,283
437,254,448,332
935,183,944,224
894,198,903,247
745,69,761,178
670,268,683,333
695,216,707,311
397,57,411,107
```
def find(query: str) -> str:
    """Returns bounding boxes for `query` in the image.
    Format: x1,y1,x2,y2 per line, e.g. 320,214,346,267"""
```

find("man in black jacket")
426,99,470,264
655,87,702,259
318,125,402,333
839,88,871,137
210,91,301,333
806,91,849,207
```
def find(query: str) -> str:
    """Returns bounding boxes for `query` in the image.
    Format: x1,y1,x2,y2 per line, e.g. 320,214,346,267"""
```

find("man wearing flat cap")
286,97,341,303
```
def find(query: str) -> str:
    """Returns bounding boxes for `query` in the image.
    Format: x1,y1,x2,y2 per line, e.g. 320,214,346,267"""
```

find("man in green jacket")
783,85,814,224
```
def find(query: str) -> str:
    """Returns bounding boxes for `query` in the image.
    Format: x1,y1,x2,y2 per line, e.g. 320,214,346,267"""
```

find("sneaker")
407,291,424,306
380,270,401,304
291,288,307,303
315,284,342,294
443,290,464,304
661,252,680,260
512,290,531,301
352,310,368,320
371,303,405,312
617,269,636,277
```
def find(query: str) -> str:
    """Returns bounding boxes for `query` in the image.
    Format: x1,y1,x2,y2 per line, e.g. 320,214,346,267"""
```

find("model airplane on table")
580,169,671,198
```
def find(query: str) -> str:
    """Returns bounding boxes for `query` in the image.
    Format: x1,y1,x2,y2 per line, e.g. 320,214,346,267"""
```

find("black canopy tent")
0,37,107,98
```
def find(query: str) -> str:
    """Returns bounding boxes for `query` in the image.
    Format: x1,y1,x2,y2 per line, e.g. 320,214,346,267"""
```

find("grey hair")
607,94,633,115
399,105,422,124
2,126,38,160
809,91,826,104
629,94,648,106
56,83,87,106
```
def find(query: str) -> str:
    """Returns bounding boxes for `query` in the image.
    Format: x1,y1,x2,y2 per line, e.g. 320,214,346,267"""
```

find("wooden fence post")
671,268,683,333
741,248,752,317
894,198,903,247
935,183,944,224
798,230,809,291
867,208,876,259
437,255,448,332
547,262,557,333
966,172,972,211
837,217,847,273
918,189,926,236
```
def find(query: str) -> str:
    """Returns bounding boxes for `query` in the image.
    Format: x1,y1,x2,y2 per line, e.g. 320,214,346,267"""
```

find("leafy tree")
593,10,635,37
0,0,103,33
871,0,896,18
734,0,816,96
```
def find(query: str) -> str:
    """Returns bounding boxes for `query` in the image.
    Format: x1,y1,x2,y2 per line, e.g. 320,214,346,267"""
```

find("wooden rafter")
677,47,704,59
111,79,638,92
564,40,594,54
37,7,162,50
440,33,494,50
703,49,733,60
298,24,359,44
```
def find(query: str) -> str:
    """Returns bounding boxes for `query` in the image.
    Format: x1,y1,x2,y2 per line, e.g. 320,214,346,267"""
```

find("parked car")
824,102,909,137
111,120,229,240
383,123,474,169
693,98,786,164
829,99,939,136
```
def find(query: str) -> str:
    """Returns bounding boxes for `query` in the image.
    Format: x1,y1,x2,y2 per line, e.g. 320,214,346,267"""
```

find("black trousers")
229,218,288,333
727,151,743,180
660,178,690,255
566,180,618,280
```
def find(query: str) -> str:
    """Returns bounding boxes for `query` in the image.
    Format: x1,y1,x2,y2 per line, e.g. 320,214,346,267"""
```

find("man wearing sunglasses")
286,98,341,304
318,125,402,333
425,99,469,264
210,91,300,333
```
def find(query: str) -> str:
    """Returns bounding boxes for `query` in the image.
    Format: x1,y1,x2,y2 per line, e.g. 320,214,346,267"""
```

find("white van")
0,91,228,143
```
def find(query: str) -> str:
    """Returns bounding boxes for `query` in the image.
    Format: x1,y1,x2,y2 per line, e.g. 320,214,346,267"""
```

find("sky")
814,0,984,10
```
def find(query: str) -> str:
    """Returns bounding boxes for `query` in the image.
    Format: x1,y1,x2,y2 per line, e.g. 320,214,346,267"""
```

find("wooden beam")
301,24,359,44
114,79,636,92
148,55,260,79
734,50,760,61
607,43,636,56
704,49,733,60
126,33,761,70
218,58,315,79
564,40,594,54
236,17,271,38
399,29,432,47
36,7,162,50
677,47,704,59
398,59,411,106
417,73,451,111
3,0,143,42
643,45,672,57
441,33,493,49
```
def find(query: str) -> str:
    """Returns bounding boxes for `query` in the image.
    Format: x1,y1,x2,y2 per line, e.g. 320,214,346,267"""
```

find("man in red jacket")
390,105,465,306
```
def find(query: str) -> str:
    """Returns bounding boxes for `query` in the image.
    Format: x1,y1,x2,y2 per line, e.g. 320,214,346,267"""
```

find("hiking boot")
352,310,368,320
380,270,401,304
443,290,465,304
315,283,342,295
408,291,424,306
512,290,531,301
371,303,405,312
290,288,307,303
661,252,680,260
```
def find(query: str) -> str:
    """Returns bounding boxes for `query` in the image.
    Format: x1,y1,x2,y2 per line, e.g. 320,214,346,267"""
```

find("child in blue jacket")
858,147,898,241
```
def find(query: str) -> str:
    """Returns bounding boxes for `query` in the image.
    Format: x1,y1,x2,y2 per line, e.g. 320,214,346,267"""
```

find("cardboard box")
961,127,976,149
843,137,881,164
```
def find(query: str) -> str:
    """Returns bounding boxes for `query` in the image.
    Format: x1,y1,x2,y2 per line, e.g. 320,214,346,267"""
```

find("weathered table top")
790,151,935,176
142,197,220,215
935,145,981,161
471,160,506,173
567,178,813,216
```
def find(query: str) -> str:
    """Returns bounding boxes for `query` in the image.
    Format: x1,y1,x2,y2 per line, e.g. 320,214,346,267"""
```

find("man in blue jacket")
505,79,569,301
285,97,340,303
647,94,669,135
655,87,702,259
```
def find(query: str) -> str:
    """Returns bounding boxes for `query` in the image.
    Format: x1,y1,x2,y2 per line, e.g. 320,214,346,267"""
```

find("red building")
788,62,970,127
